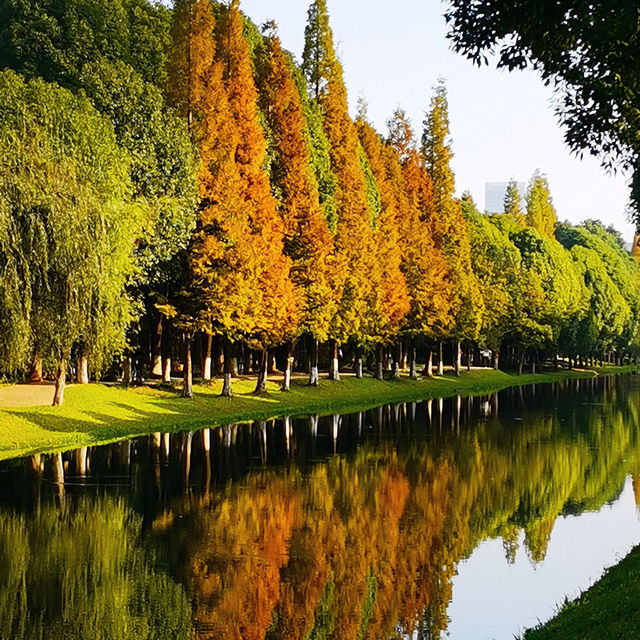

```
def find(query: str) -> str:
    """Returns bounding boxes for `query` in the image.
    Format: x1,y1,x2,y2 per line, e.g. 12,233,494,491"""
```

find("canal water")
1,374,640,640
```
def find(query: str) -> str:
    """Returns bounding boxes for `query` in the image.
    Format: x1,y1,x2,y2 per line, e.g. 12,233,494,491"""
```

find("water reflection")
0,375,639,639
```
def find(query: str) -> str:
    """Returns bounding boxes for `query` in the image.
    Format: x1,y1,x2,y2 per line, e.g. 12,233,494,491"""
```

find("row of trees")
0,0,638,405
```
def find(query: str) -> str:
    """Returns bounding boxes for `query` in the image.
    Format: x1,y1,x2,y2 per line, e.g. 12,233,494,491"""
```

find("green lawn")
522,544,640,640
0,365,636,460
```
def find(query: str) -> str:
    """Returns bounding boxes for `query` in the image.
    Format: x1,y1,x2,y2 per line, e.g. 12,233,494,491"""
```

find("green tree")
0,71,143,404
503,179,525,226
526,171,557,237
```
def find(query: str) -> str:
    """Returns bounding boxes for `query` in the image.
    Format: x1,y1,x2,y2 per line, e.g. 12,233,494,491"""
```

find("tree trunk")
28,348,43,382
437,341,444,376
76,351,89,384
221,337,233,397
182,334,193,399
518,350,525,376
282,343,293,391
214,336,224,375
152,315,163,377
355,347,363,379
466,343,472,372
123,355,133,385
493,351,499,370
202,333,212,381
308,337,319,386
392,342,401,379
426,350,434,377
399,340,407,369
52,356,66,406
409,344,418,379
531,351,536,374
375,344,384,380
254,348,268,394
454,340,461,377
268,353,277,374
162,357,172,383
329,340,340,381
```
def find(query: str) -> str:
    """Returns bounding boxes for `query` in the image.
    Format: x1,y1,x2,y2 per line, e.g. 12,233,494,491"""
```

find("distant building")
485,181,526,214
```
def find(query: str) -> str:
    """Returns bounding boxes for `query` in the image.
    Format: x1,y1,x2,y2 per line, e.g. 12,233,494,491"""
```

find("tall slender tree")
260,28,337,388
503,179,525,226
526,170,557,237
303,0,379,379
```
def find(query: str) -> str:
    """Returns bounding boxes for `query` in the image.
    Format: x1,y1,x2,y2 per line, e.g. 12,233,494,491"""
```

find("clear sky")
239,0,635,242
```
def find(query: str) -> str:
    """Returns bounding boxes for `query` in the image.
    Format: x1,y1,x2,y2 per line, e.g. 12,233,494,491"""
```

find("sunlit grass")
0,365,636,461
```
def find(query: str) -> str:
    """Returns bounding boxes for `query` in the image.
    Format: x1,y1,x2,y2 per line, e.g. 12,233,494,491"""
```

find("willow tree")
303,0,379,380
422,81,484,374
260,29,337,388
0,70,142,404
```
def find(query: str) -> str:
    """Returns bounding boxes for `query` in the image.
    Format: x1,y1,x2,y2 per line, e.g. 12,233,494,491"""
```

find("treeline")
0,0,639,405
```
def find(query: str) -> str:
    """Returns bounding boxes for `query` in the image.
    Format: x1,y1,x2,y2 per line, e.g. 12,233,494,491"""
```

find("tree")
356,112,410,370
444,0,640,223
260,28,337,388
421,83,484,374
526,171,557,237
503,179,525,226
303,0,379,379
0,70,143,404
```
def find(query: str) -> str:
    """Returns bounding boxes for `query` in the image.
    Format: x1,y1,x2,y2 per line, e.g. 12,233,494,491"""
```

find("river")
1,373,640,639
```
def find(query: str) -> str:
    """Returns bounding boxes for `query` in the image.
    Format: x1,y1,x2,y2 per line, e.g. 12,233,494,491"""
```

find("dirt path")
0,383,56,408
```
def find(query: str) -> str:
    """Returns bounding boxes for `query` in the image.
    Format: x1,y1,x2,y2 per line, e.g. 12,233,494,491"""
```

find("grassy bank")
522,544,640,640
0,365,636,461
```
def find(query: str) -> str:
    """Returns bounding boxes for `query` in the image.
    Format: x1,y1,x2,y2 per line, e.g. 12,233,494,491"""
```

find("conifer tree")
260,29,337,387
503,179,526,226
216,0,298,394
421,84,484,374
356,113,413,370
303,0,379,379
526,170,558,237
387,109,454,375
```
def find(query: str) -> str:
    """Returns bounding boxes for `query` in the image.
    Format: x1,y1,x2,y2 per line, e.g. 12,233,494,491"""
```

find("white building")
485,181,526,214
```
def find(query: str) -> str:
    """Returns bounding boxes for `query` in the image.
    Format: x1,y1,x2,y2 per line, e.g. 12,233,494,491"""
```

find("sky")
239,0,635,242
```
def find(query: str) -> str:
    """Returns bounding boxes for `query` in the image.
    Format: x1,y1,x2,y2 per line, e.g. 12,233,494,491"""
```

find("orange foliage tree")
259,28,338,388
303,0,380,380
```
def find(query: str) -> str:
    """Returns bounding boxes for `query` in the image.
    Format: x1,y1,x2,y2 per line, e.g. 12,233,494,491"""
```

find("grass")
522,544,640,640
0,364,636,461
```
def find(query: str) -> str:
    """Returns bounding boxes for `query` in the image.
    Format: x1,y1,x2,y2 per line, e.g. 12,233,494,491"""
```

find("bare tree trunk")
466,343,472,372
122,355,133,385
329,340,340,381
437,341,444,376
531,351,536,374
426,349,434,377
182,333,193,399
76,350,89,384
52,356,66,406
202,333,212,381
214,336,224,375
152,315,163,377
308,337,319,386
254,348,268,394
375,343,384,380
162,321,172,382
493,351,499,370
221,337,233,397
282,343,293,391
392,342,401,379
518,349,525,375
454,340,461,377
409,343,418,379
52,452,65,504
162,357,172,383
28,348,43,382
355,346,363,379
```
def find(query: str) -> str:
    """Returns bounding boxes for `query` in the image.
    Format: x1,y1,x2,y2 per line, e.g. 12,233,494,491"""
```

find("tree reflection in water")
0,374,639,639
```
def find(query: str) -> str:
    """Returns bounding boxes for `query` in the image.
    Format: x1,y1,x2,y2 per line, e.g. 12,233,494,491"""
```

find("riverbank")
0,365,636,461
522,543,640,639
